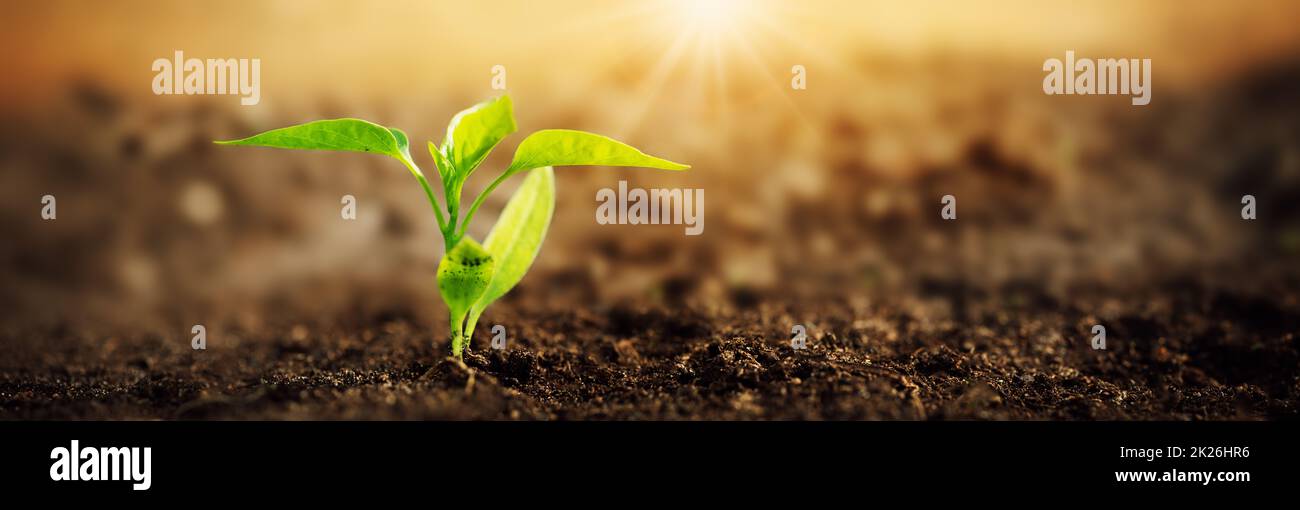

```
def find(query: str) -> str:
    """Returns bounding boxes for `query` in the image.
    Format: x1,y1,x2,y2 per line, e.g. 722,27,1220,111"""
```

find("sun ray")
505,1,684,117
710,29,729,132
723,24,818,132
613,27,695,138
744,3,871,87
525,0,825,142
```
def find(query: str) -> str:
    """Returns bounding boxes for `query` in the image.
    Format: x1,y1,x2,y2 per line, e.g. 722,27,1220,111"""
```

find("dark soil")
3,55,1299,421
3,281,1296,420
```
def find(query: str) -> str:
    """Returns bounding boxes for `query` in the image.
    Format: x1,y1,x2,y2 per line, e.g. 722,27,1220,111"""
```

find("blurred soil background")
1,0,1298,419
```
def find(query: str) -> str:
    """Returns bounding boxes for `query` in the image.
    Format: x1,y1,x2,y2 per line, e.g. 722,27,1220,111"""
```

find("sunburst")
509,1,836,139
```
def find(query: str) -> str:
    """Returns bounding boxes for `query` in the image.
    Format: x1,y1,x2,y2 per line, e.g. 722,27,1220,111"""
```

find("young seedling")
216,95,688,358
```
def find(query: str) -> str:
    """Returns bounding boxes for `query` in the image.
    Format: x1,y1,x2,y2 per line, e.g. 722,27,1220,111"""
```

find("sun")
676,0,746,32
545,0,819,137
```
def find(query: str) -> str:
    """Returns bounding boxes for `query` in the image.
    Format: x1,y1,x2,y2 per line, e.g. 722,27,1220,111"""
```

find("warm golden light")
676,0,745,32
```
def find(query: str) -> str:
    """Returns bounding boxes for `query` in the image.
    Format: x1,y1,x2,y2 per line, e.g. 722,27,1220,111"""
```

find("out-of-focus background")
2,0,1299,340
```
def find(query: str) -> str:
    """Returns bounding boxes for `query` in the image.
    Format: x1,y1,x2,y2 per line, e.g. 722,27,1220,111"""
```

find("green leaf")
428,141,455,183
441,95,517,179
437,237,495,357
216,118,449,232
216,118,405,161
388,127,414,164
504,129,689,177
463,167,555,341
429,140,460,221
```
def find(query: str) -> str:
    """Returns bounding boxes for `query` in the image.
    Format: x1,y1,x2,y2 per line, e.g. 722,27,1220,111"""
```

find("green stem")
397,157,452,249
456,171,515,240
446,179,461,245
450,319,465,359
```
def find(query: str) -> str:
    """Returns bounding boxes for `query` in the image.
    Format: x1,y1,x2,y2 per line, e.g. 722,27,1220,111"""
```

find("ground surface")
3,280,1297,420
3,54,1298,421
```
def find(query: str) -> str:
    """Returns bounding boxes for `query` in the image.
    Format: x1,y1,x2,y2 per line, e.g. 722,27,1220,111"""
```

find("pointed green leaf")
464,167,555,338
441,95,517,179
389,127,413,164
216,118,406,161
504,129,689,177
428,141,454,183
216,118,451,235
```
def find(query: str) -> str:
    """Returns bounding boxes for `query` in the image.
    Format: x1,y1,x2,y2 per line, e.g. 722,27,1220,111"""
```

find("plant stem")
397,157,452,249
456,170,514,239
446,179,460,245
